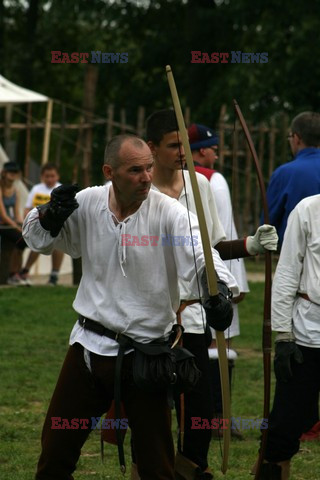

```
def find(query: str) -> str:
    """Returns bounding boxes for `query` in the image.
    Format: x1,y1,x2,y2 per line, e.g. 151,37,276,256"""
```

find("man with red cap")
188,123,249,430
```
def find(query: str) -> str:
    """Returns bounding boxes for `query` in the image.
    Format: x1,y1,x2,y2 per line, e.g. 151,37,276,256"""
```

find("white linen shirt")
209,172,249,338
23,185,238,354
179,171,226,247
272,194,320,347
153,171,238,334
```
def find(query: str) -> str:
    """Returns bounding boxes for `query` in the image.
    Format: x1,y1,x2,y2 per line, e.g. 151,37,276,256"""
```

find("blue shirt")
264,147,320,246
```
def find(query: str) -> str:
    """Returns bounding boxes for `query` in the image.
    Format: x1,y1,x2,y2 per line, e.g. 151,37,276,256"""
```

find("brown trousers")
36,343,175,480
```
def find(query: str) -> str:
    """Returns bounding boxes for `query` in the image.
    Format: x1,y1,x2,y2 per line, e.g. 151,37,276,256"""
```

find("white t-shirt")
25,182,61,209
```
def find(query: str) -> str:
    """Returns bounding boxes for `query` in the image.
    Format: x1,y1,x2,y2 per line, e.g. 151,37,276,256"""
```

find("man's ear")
294,133,305,148
102,164,113,180
199,147,207,157
147,140,157,156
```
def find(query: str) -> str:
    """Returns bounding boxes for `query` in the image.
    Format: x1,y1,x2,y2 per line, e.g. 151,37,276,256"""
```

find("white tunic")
209,172,249,338
272,194,320,347
178,171,226,246
153,171,227,334
23,185,239,354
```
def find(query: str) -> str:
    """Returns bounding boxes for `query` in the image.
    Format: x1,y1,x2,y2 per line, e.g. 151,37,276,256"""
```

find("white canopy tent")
0,75,71,278
0,74,48,105
0,74,53,166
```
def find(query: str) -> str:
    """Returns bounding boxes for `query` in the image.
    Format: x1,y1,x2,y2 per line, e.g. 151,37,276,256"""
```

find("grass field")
0,283,319,480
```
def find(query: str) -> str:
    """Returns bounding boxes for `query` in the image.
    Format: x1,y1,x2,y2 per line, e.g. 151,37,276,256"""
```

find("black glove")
201,270,233,332
37,184,79,237
274,341,303,383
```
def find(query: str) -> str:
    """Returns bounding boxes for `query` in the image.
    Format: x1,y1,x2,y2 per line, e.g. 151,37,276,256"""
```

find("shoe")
7,274,27,286
19,273,32,286
48,274,58,286
300,420,320,441
174,452,214,480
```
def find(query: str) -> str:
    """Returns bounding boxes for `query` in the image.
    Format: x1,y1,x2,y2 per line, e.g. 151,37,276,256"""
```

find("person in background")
253,194,320,480
0,161,27,285
20,163,64,286
143,110,277,480
264,111,320,247
263,111,320,441
188,123,249,437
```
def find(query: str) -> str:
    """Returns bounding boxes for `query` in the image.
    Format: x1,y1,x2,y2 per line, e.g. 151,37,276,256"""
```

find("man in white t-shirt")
20,163,64,285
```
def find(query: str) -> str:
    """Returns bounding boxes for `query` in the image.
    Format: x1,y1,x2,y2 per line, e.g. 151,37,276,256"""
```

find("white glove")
246,224,278,255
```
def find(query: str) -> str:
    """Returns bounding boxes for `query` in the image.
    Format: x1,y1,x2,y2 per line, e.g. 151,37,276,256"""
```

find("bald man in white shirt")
23,134,239,480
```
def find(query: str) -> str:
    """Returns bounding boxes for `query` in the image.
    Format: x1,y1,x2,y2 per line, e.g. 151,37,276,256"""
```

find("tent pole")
24,103,32,179
41,99,53,165
4,104,12,153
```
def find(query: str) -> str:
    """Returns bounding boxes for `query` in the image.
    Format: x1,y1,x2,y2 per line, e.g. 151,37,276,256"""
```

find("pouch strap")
175,299,200,450
298,292,320,306
114,336,132,475
176,299,201,325
78,315,131,473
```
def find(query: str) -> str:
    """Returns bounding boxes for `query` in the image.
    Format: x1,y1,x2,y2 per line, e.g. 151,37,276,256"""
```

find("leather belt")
78,315,120,340
298,293,320,306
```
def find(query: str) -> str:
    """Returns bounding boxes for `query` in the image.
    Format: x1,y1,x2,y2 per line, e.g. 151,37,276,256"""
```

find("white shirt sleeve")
271,206,306,333
200,174,226,246
22,204,81,258
170,209,239,298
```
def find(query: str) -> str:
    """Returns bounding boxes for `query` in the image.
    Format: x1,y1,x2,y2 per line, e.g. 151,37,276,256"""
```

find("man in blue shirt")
265,111,320,247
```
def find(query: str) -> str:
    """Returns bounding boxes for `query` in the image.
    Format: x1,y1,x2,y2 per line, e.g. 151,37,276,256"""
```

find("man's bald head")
104,134,146,168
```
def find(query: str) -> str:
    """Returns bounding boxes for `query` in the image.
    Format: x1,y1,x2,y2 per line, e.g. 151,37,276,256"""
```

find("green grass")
0,284,319,479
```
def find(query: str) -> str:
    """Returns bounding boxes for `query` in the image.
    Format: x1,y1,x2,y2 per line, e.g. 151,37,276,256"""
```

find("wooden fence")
0,102,290,236
217,105,290,236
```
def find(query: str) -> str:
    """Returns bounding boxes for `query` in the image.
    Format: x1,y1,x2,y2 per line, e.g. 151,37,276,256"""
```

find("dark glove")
274,341,304,383
37,184,79,237
201,270,233,332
